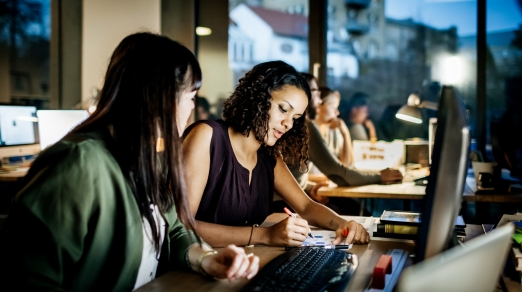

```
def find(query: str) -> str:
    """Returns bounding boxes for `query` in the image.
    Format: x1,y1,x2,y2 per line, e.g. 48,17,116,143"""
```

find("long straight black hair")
71,32,201,251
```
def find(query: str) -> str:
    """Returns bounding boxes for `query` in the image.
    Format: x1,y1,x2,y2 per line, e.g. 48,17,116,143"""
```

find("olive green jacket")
2,130,197,291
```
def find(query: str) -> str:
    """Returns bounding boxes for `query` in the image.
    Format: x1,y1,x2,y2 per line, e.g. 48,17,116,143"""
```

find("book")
372,217,466,241
377,224,418,234
511,245,522,272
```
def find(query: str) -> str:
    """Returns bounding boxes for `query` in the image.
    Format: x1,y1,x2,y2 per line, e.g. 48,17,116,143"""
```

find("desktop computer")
0,105,40,161
415,86,470,262
36,110,90,151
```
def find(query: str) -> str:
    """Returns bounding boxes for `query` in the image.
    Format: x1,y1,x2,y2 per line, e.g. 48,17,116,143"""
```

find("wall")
0,43,9,103
82,0,160,104
197,0,233,104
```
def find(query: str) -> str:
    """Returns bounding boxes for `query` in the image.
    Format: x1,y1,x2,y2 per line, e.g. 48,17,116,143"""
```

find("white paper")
303,216,376,246
497,213,522,227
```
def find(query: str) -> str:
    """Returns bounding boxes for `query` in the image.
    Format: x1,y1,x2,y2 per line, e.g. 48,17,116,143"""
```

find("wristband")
246,224,259,247
197,250,217,278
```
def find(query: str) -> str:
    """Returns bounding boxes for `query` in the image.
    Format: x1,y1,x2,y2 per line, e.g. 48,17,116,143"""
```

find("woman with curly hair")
182,61,370,247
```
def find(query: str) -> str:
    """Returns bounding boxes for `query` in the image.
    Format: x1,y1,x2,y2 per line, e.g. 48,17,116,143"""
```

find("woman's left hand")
332,220,370,245
201,245,259,281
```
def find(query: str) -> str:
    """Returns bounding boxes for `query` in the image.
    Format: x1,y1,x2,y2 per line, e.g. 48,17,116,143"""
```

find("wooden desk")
0,167,28,182
317,177,522,203
135,214,517,292
317,182,426,200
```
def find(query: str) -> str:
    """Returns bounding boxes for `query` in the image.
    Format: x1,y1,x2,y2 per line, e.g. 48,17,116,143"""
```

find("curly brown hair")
223,61,311,171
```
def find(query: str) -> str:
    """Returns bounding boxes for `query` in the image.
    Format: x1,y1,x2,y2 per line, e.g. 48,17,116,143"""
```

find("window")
327,0,477,142
368,40,378,59
0,0,50,109
385,42,397,60
367,12,378,27
486,0,522,158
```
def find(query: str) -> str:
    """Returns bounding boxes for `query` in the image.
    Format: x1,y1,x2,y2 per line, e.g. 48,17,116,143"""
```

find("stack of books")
372,210,466,241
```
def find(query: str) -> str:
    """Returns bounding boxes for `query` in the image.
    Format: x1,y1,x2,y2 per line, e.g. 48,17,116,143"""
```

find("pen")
283,207,313,239
285,244,353,251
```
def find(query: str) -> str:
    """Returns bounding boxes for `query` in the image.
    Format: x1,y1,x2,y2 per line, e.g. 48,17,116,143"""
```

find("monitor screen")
37,110,90,150
414,86,470,262
0,105,38,146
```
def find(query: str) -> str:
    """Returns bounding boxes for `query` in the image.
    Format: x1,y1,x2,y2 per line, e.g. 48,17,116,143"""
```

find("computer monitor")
428,118,437,165
36,110,90,150
414,86,470,262
0,105,40,159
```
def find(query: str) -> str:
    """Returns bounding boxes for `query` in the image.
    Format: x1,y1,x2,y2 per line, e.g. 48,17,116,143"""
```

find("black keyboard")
242,247,357,292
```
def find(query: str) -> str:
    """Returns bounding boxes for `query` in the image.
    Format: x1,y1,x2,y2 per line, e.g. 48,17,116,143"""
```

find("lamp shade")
396,105,422,124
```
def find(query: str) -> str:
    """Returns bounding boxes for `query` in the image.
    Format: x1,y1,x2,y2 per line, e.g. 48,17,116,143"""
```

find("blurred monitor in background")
0,105,39,159
37,110,89,150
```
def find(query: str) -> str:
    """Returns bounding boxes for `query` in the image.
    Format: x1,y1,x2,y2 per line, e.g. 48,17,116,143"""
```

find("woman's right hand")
201,245,259,281
309,181,330,204
380,168,403,183
266,217,310,246
328,118,349,133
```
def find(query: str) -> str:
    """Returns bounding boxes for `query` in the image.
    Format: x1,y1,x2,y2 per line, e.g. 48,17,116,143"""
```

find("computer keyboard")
242,247,357,292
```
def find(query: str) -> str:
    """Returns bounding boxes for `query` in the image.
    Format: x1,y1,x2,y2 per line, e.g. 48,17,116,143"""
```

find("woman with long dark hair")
183,61,370,247
1,32,258,291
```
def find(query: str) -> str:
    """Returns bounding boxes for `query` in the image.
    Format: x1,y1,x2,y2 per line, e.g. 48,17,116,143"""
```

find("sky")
385,0,522,36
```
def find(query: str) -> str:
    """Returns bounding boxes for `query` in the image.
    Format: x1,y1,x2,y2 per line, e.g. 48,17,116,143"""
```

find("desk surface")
135,214,516,292
0,167,28,182
317,177,522,203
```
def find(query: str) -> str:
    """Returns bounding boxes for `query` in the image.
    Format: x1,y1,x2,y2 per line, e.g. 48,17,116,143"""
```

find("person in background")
0,33,258,291
313,86,354,167
275,73,402,216
196,96,217,120
346,92,377,143
182,61,370,248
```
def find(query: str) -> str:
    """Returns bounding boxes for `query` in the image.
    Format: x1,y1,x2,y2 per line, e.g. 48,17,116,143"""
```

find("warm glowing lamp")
196,27,212,36
396,94,438,124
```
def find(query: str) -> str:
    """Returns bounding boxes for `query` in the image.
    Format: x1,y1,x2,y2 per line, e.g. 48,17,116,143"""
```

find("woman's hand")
328,118,350,135
308,181,330,204
266,217,310,246
380,168,403,183
201,245,259,281
363,119,377,143
332,220,370,245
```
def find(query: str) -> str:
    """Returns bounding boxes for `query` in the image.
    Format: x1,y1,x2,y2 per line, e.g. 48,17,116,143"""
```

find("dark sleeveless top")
183,120,276,226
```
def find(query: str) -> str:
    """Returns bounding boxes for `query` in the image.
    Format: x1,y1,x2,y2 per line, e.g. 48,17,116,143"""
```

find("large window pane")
229,0,309,85
0,0,50,109
327,0,476,142
486,1,522,175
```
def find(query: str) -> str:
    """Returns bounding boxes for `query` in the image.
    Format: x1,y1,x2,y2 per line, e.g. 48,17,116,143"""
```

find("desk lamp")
395,93,438,124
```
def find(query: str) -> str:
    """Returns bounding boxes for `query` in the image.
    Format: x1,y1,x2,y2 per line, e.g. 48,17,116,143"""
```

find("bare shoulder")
183,122,213,149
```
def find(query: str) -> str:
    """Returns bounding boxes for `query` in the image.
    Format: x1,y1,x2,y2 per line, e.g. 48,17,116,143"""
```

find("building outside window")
0,0,50,109
228,0,309,86
327,0,477,142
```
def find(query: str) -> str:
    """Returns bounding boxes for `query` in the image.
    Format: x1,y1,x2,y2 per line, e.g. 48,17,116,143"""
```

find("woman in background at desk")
183,61,370,248
313,86,354,168
1,33,258,291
